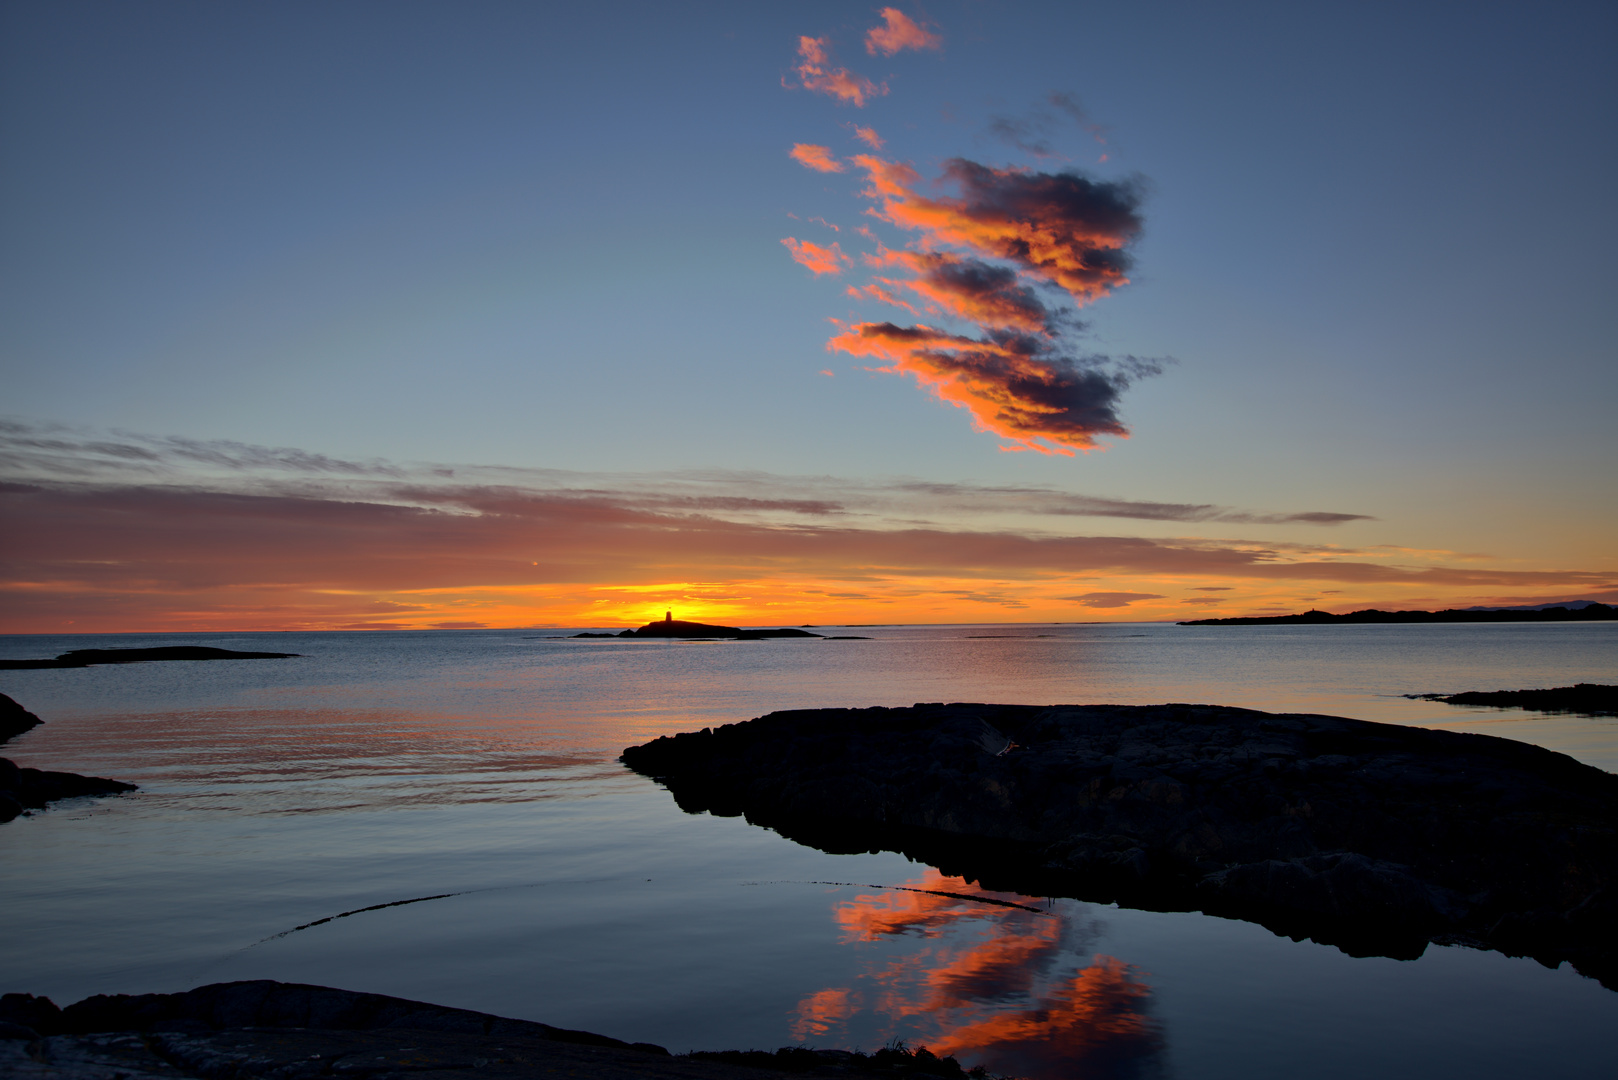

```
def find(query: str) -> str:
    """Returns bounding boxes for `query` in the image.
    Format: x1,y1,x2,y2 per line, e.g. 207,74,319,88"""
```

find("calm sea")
2,623,1615,1079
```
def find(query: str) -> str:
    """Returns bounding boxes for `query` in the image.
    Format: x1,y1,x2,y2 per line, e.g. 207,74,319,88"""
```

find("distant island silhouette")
1180,603,1614,626
0,646,301,670
574,612,825,640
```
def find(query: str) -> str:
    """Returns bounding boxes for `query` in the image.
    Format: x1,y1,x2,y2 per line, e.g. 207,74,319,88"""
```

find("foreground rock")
0,646,301,671
1406,683,1618,717
622,703,1618,987
0,693,137,823
0,981,991,1079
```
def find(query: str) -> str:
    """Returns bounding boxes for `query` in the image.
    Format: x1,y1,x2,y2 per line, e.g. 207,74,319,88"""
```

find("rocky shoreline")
0,981,992,1079
622,702,1618,988
0,694,136,823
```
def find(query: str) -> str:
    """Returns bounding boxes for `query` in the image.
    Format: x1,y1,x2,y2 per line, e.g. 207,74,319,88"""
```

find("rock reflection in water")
792,870,1164,1079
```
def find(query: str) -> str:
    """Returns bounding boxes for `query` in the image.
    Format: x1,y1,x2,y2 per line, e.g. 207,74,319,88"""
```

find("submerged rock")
621,702,1618,987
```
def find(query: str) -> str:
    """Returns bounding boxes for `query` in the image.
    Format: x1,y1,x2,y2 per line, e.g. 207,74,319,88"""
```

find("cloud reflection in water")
793,870,1164,1079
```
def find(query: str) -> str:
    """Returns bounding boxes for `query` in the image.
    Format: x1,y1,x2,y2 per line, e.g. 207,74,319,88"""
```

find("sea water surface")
2,623,1616,1079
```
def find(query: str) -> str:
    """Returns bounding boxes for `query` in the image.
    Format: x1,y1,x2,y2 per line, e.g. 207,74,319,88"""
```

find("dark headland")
1180,602,1615,626
622,702,1618,987
0,693,136,822
0,980,990,1079
1408,683,1618,717
0,646,301,670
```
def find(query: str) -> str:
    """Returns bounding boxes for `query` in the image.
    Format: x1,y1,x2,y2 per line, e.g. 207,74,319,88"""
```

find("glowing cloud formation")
789,143,844,173
794,36,885,107
865,8,943,56
784,16,1163,455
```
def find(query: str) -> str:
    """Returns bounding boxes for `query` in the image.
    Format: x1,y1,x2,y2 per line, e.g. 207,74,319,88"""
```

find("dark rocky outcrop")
621,702,1618,987
0,758,136,823
0,693,137,822
1180,603,1615,625
1406,683,1618,717
0,646,300,671
1,692,43,743
0,981,992,1079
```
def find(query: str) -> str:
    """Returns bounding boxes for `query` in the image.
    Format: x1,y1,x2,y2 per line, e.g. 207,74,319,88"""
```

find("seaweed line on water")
745,880,1052,915
187,877,623,981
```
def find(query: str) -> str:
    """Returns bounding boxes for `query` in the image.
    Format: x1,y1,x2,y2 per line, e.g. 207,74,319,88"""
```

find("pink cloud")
865,8,943,56
782,237,851,275
795,36,886,107
790,143,845,173
852,125,885,150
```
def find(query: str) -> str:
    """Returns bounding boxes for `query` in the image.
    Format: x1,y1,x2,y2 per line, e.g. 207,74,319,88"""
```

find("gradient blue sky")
2,1,1614,629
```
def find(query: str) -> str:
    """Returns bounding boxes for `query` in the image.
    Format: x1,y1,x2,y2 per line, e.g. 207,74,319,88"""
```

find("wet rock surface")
621,702,1618,987
0,982,992,1079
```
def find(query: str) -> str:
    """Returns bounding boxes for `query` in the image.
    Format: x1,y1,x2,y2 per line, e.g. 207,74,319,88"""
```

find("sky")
1,0,1614,632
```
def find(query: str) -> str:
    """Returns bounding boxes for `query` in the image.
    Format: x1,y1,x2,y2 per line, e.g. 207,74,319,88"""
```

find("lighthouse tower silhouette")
665,610,672,623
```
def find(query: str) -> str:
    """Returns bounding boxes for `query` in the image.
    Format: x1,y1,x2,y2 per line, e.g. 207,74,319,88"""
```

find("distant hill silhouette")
1181,603,1615,626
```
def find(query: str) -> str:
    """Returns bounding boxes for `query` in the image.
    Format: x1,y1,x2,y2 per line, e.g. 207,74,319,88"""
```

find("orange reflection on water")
795,870,1162,1078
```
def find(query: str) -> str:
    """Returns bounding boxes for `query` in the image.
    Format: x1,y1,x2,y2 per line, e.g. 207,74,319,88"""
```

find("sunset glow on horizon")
1,3,1612,635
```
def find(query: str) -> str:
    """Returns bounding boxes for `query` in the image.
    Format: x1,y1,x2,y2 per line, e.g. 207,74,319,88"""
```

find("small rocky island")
0,693,136,822
0,646,301,670
622,702,1618,987
576,613,826,640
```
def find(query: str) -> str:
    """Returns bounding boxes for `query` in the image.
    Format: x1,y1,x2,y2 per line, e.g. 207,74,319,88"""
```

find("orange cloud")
789,143,844,173
879,251,1055,333
854,155,1142,305
865,9,943,56
782,237,851,275
786,153,1156,450
827,321,1140,454
852,125,885,150
795,36,886,107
